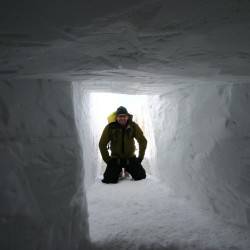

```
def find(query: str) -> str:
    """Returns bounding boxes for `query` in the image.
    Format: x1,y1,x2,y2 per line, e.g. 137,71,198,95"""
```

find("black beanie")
116,106,129,115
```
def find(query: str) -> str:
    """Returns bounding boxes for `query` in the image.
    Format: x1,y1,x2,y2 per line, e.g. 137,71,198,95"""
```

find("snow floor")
86,175,250,250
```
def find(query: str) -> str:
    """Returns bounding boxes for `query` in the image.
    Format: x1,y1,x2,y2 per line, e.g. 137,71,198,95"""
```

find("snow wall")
148,83,250,227
0,80,90,250
73,84,99,189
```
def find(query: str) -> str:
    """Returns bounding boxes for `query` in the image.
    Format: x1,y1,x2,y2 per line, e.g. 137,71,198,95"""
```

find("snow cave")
1,1,250,250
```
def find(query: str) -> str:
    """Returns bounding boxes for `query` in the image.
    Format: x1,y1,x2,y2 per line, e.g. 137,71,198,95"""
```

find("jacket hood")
107,111,133,124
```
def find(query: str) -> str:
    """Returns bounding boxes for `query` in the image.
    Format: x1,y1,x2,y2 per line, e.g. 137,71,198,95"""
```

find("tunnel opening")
88,91,157,179
73,84,159,188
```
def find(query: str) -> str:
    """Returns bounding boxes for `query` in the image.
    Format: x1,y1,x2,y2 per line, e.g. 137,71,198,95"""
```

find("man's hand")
134,157,143,165
106,157,113,164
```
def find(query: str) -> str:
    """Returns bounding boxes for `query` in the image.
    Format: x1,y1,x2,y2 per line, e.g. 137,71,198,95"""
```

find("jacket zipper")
122,128,125,153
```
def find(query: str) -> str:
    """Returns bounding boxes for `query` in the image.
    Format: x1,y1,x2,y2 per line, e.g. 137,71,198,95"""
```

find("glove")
106,157,113,164
134,157,143,165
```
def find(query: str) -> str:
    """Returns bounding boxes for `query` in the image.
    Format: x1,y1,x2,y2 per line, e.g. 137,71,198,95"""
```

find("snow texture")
148,84,250,226
1,0,250,85
0,81,90,250
87,177,250,250
73,83,99,189
1,0,250,249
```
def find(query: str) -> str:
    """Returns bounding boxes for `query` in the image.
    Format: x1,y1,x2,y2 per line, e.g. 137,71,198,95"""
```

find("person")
99,106,147,184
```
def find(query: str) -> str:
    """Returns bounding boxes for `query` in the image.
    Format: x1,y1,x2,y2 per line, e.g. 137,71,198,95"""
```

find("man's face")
116,114,129,126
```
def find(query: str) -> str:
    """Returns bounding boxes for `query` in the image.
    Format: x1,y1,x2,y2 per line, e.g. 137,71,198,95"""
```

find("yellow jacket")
99,112,147,163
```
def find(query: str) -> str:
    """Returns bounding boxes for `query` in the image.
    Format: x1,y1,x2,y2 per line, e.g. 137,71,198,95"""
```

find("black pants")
102,157,146,183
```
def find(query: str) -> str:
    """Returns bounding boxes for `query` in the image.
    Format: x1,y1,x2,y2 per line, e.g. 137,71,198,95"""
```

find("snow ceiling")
1,0,250,92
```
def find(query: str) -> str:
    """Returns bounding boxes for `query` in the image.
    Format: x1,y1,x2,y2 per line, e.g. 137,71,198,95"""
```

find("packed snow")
87,176,250,250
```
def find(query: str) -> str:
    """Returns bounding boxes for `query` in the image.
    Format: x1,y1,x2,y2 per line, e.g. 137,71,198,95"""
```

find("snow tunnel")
1,0,250,249
71,79,250,249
